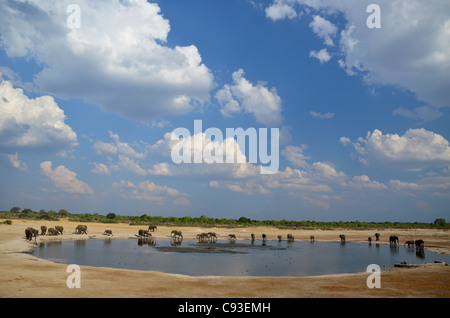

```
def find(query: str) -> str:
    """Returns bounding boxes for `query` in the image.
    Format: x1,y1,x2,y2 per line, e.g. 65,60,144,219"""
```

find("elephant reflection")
415,239,425,258
138,237,156,246
170,236,183,246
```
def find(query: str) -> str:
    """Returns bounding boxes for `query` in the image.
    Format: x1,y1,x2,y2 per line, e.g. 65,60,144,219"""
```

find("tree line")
0,207,450,229
0,207,448,230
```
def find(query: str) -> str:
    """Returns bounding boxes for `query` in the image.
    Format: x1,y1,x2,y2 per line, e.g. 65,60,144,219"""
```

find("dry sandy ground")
0,219,449,298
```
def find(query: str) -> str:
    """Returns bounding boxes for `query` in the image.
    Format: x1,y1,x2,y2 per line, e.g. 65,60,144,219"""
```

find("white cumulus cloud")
309,48,331,64
0,77,77,155
149,130,260,179
309,15,337,46
93,131,147,176
343,128,450,168
90,162,110,176
0,0,215,122
281,145,310,167
263,0,450,110
112,180,188,203
5,152,28,171
393,105,444,123
40,161,94,195
265,0,298,21
215,69,283,126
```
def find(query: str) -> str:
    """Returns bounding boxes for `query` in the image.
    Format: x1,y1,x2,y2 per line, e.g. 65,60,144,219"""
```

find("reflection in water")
170,237,183,246
196,240,216,246
138,237,156,246
416,248,425,259
38,241,62,248
32,239,450,277
74,240,85,247
389,245,399,255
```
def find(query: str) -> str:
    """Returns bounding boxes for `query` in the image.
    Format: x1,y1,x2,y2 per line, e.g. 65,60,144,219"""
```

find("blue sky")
1,0,449,222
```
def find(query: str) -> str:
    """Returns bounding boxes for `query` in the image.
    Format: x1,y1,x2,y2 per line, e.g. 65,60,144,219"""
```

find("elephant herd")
197,232,217,242
23,225,425,252
24,224,89,241
136,225,159,238
136,228,183,246
368,233,425,250
40,225,64,235
24,225,178,241
137,230,426,252
387,235,424,249
244,232,426,251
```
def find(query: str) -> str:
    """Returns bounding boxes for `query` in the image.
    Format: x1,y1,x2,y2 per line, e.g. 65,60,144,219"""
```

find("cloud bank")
40,161,94,195
264,0,450,111
0,0,215,122
0,77,77,155
342,128,450,168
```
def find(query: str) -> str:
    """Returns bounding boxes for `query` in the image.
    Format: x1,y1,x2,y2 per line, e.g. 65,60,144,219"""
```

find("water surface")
32,238,449,276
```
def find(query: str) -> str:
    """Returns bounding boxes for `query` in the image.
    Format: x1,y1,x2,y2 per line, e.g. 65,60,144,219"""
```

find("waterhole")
32,238,449,276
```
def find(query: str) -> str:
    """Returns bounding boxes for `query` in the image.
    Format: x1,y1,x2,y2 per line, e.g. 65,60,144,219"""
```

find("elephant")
287,234,294,241
196,233,207,242
389,235,399,246
208,232,217,241
310,235,315,242
171,230,183,239
375,233,380,241
138,229,150,237
148,225,157,232
251,233,255,240
103,230,113,236
339,234,346,243
47,228,59,236
228,234,237,240
40,226,47,235
277,235,282,241
368,236,372,244
75,225,88,234
25,227,39,241
262,234,267,240
55,226,64,235
404,240,414,247
415,239,424,250
196,233,209,242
